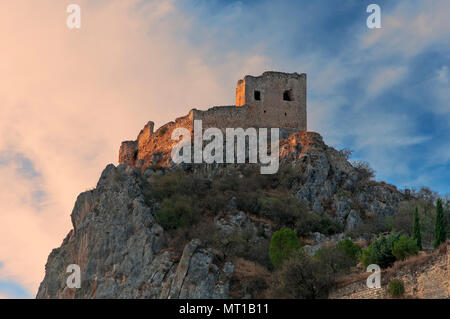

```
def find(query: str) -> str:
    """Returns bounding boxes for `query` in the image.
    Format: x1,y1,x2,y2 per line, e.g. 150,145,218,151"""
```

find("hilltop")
37,128,410,298
36,72,447,299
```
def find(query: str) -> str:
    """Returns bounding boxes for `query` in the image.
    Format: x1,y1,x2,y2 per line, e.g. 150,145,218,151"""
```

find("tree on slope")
434,199,447,248
413,207,422,250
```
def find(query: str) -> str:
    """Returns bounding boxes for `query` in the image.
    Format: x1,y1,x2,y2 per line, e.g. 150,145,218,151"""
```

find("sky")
0,0,449,298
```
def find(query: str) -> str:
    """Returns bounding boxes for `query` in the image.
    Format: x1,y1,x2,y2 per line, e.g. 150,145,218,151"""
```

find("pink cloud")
0,0,270,295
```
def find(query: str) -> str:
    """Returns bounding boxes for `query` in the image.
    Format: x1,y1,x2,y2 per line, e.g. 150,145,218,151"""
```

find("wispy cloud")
0,279,32,299
360,0,450,57
0,0,270,295
0,0,449,297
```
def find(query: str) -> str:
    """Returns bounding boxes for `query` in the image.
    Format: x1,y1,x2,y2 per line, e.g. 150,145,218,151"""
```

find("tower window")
283,90,294,101
254,90,261,101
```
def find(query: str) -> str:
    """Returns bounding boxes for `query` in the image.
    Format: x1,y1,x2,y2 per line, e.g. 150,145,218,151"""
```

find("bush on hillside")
274,249,333,299
259,196,306,228
360,232,401,268
295,213,343,237
314,245,354,275
388,279,405,298
392,235,419,261
208,228,271,269
156,194,199,229
352,160,375,180
336,238,361,265
269,229,300,268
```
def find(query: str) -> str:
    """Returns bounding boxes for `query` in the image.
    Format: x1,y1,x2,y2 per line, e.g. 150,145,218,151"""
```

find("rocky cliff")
37,130,406,299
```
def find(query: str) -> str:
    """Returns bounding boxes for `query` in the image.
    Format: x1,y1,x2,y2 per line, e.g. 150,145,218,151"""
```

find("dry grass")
335,242,448,289
229,257,272,299
247,214,276,227
354,240,368,248
334,271,370,288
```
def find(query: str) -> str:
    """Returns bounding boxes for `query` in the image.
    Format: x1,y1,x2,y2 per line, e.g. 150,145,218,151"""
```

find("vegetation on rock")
392,235,419,261
434,198,447,248
269,229,300,268
413,207,422,250
388,279,405,298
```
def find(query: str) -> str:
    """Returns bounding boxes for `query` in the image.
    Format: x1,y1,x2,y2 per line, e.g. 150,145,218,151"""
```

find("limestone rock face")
279,132,404,232
36,165,233,299
37,130,406,299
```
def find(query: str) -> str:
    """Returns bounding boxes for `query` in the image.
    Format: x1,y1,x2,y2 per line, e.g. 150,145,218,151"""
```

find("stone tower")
119,71,308,167
235,71,307,131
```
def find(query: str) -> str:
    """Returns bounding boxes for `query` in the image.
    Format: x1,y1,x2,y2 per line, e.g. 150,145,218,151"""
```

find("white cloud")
366,65,407,97
436,66,448,83
361,0,450,57
0,0,270,296
432,65,450,114
1,0,449,297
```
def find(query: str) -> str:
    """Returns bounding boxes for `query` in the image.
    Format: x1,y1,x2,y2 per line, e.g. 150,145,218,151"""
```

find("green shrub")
413,207,422,250
395,197,439,248
258,165,299,190
434,198,447,248
269,229,300,268
392,235,419,261
259,196,305,228
294,213,343,237
236,191,261,215
388,279,405,298
156,195,199,229
149,171,211,200
360,232,401,268
336,238,361,265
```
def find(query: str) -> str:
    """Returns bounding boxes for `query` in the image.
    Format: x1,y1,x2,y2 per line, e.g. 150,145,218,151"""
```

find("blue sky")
175,0,450,193
0,0,448,298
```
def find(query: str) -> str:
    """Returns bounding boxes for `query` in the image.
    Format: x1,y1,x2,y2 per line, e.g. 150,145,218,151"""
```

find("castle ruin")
195,71,306,131
119,71,307,168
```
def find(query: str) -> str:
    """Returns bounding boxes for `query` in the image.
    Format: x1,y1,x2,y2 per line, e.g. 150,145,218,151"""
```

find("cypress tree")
413,207,422,250
433,199,447,248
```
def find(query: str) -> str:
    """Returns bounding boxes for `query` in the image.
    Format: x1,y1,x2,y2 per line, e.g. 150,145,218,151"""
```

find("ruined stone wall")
118,112,195,169
119,71,308,168
192,102,303,132
192,105,260,131
234,71,307,131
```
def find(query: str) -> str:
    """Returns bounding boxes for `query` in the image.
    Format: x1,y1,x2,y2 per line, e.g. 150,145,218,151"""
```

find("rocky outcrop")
119,125,404,232
36,165,233,299
38,128,406,299
278,132,404,232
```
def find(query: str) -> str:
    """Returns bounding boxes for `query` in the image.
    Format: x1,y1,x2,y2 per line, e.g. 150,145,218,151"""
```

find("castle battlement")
195,71,307,132
119,71,307,168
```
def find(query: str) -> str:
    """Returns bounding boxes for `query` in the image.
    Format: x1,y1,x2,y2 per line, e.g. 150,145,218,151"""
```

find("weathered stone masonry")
119,71,307,168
